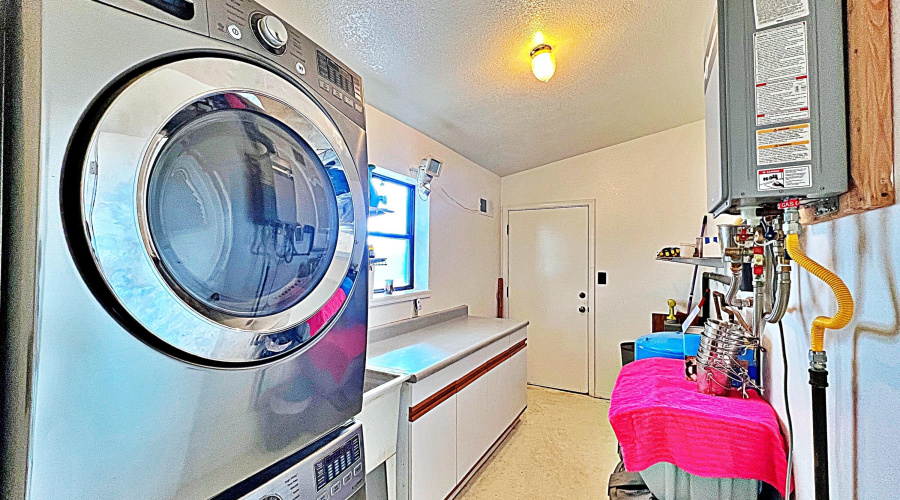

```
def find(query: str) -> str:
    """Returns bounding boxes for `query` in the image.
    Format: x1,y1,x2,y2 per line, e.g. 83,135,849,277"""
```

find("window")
369,171,416,293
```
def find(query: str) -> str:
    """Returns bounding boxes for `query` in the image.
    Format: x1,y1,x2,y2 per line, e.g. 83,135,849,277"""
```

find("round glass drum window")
147,108,339,318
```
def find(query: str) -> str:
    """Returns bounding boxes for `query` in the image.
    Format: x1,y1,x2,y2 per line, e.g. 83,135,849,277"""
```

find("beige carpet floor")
456,385,621,500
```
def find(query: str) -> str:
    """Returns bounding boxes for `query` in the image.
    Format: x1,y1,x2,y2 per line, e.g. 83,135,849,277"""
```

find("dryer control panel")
207,0,366,128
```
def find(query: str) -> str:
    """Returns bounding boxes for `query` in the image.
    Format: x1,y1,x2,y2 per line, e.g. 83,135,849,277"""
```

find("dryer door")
75,57,365,365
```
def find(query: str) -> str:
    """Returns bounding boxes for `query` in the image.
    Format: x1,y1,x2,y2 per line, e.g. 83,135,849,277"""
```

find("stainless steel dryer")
2,0,369,498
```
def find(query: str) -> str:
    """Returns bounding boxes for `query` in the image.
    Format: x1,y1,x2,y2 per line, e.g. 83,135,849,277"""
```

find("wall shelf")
656,256,725,269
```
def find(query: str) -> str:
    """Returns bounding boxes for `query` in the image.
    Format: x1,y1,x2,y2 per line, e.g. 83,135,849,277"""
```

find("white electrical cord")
779,320,794,499
437,186,495,218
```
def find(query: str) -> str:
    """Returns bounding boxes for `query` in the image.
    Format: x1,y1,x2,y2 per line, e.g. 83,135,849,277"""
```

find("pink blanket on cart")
608,358,791,497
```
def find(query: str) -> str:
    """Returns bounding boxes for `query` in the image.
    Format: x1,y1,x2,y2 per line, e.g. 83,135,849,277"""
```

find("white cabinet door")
456,368,503,482
409,395,457,500
491,347,527,437
506,348,528,425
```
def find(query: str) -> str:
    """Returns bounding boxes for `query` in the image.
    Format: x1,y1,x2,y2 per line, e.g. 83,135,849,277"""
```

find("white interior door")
507,206,590,394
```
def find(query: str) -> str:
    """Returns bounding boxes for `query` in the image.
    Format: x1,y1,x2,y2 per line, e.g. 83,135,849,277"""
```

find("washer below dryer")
2,0,369,498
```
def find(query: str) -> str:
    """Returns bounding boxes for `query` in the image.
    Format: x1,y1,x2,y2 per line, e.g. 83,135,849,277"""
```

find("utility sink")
359,369,408,474
364,369,401,394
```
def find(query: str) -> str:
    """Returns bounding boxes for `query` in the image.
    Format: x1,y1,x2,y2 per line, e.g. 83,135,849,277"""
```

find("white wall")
761,4,900,497
766,199,900,500
501,121,710,397
365,106,502,326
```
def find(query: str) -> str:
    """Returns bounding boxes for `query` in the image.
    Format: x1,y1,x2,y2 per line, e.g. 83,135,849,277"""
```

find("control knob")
256,15,289,51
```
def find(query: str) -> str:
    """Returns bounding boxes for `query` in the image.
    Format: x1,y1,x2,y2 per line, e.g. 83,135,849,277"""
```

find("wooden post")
496,278,504,318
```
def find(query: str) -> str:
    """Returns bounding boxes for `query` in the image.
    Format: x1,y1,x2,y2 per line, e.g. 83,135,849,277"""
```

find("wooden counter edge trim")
456,339,527,392
444,406,528,500
408,382,458,423
409,339,528,422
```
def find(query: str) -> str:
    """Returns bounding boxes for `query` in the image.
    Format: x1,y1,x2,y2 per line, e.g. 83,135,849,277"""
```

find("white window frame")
368,166,431,306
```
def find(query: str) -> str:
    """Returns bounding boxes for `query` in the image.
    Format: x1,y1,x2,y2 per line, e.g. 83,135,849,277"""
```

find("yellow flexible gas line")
785,234,854,351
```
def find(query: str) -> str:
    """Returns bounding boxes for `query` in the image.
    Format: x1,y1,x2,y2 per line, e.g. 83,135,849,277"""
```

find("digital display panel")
317,51,356,96
314,436,361,490
139,0,194,20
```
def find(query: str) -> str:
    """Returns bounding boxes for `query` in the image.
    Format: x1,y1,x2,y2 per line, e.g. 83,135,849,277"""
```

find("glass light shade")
531,48,556,82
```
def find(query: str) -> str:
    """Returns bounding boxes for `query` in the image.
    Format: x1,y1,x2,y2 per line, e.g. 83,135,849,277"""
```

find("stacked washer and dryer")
2,0,370,499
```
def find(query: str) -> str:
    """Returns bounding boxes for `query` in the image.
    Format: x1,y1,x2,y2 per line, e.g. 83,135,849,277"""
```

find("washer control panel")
94,1,365,128
237,422,365,500
207,0,366,128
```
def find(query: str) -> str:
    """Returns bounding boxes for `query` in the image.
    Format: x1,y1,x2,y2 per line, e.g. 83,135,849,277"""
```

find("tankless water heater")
705,0,848,216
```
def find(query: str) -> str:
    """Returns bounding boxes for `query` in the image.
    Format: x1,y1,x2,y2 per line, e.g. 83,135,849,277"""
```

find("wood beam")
804,0,895,223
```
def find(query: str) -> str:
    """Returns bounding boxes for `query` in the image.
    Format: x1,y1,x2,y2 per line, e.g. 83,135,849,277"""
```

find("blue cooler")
636,331,759,387
635,332,686,360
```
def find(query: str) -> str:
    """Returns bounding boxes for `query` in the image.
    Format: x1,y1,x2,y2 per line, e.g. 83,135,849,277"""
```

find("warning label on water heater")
758,166,812,192
753,0,809,30
756,123,812,166
754,22,810,126
755,78,809,126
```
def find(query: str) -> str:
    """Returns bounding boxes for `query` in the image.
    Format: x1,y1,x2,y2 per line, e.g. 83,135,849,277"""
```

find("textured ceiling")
261,0,716,176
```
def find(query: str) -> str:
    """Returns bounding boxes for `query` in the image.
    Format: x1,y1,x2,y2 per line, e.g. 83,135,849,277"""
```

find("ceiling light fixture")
530,43,556,82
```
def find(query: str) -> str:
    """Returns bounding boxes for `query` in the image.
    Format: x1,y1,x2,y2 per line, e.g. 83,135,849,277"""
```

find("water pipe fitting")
810,350,828,371
724,247,745,262
783,207,801,235
732,297,753,308
740,206,762,228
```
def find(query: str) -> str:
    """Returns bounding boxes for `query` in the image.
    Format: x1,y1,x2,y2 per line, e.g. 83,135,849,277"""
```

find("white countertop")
367,315,528,382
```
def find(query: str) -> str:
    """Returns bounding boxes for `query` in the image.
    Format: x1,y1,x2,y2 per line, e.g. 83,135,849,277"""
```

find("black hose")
809,368,830,500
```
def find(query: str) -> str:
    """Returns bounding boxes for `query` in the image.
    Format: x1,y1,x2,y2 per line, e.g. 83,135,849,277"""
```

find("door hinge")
506,287,509,297
506,225,509,235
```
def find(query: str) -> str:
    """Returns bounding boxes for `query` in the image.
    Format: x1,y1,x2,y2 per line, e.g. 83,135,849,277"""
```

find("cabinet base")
445,407,527,500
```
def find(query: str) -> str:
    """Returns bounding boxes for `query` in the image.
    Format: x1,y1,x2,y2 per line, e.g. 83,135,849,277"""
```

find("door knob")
579,306,587,313
579,292,586,299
